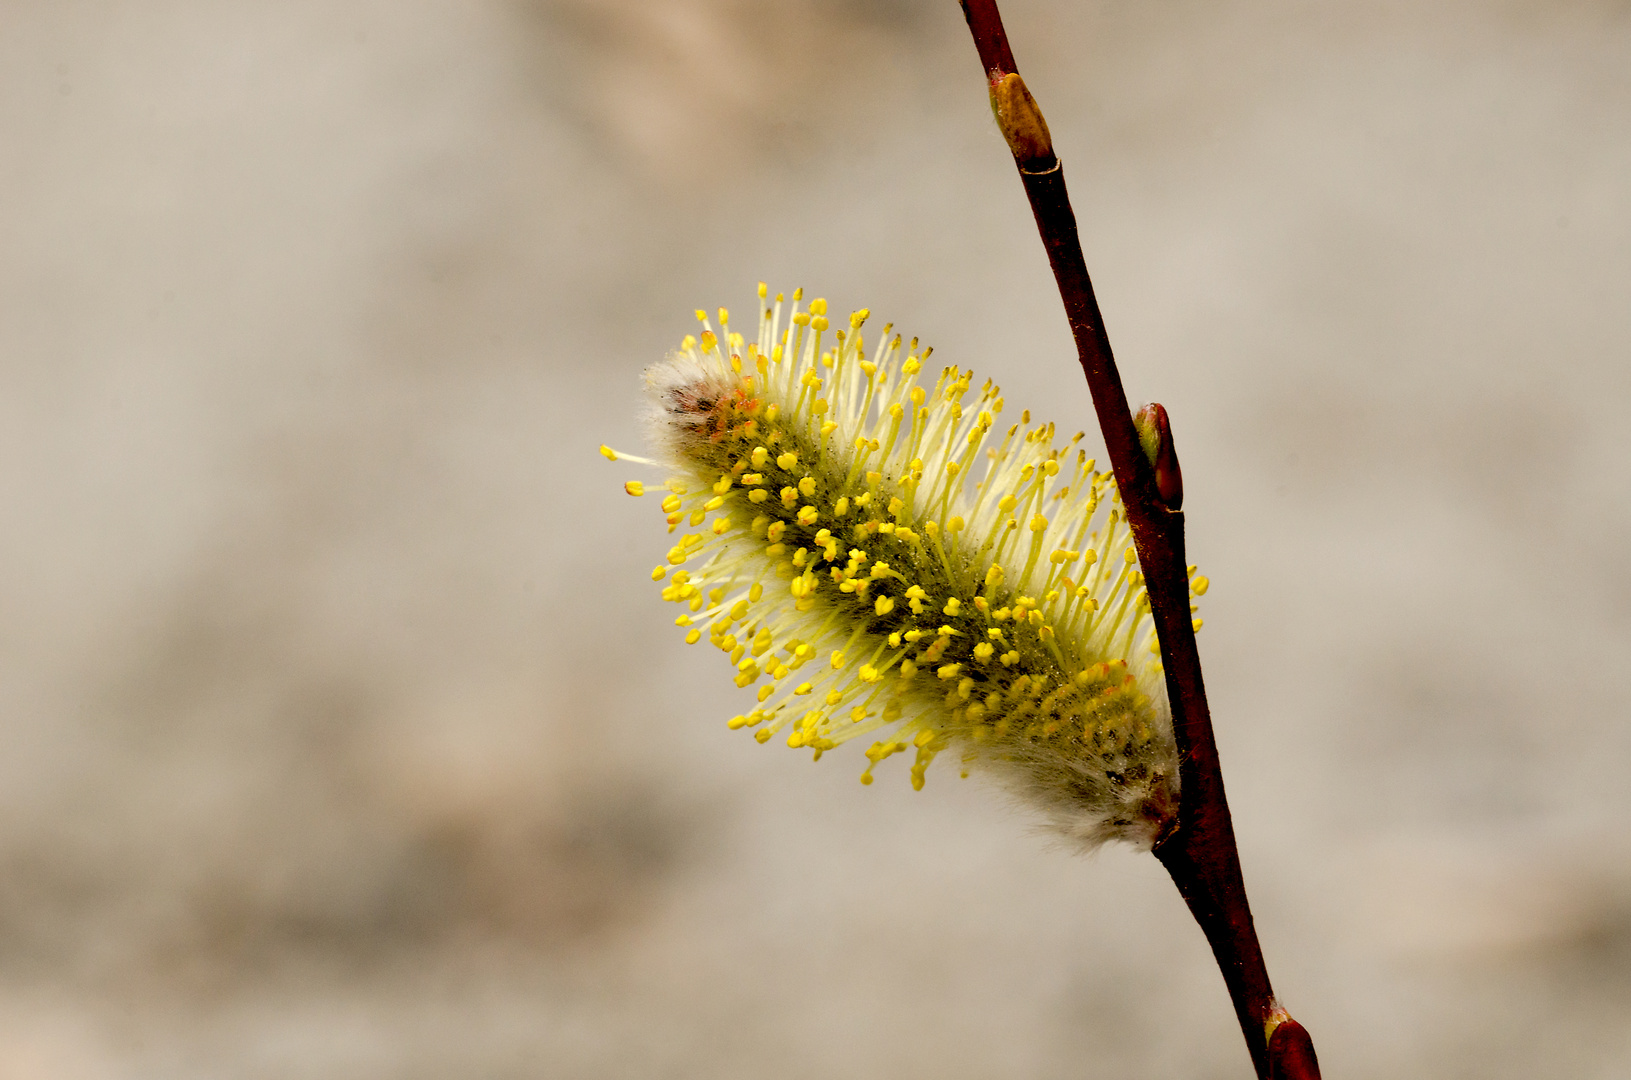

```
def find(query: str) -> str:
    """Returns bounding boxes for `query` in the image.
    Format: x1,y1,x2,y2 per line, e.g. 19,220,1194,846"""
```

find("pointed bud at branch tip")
988,73,1055,171
1133,403,1183,510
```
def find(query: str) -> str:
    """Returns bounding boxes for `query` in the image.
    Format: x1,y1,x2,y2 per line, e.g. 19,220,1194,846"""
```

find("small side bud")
1266,1015,1321,1080
1133,403,1183,510
988,73,1056,170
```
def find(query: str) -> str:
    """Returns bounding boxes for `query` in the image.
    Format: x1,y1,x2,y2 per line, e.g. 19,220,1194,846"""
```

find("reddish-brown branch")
958,3,1321,1078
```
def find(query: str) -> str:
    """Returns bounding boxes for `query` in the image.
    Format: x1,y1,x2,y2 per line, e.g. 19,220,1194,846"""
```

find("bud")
1266,1015,1321,1080
988,73,1055,171
1133,402,1183,510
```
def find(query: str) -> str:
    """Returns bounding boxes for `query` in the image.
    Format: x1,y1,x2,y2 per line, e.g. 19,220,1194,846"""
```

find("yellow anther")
700,331,717,352
624,480,645,497
937,663,963,680
599,445,618,461
751,446,769,468
899,660,918,679
834,496,850,516
1030,514,1048,533
797,506,819,526
913,730,935,748
1125,548,1137,564
712,475,732,494
651,566,667,581
875,595,895,616
870,562,891,579
943,597,962,616
809,298,827,316
661,494,682,513
998,494,1017,513
776,451,799,470
974,642,994,662
947,516,965,533
1192,575,1210,596
1193,617,1204,632
742,473,763,485
794,682,813,696
729,600,750,620
831,651,846,669
859,665,881,683
798,476,816,497
766,521,786,542
957,678,974,700
849,308,869,329
703,495,725,512
749,489,769,503
1000,650,1020,666
685,629,702,645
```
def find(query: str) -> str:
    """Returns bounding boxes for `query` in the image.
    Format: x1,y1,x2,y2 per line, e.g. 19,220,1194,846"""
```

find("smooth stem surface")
958,2,1320,1078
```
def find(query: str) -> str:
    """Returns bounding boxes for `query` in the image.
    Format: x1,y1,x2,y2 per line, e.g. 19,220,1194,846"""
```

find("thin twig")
958,3,1321,1078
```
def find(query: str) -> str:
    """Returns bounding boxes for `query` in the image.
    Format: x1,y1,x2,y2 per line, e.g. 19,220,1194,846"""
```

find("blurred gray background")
2,0,1628,1076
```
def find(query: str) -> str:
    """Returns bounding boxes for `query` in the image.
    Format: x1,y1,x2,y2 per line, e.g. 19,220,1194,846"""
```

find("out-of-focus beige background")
2,0,1628,1075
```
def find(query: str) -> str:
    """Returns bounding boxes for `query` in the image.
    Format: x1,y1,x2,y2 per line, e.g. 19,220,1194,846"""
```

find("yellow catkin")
610,287,1197,851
